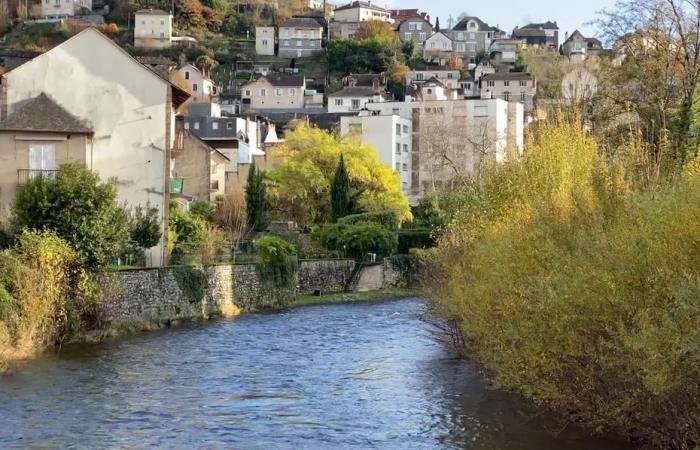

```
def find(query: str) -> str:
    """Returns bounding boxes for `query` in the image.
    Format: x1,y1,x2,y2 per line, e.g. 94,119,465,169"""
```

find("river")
0,298,632,449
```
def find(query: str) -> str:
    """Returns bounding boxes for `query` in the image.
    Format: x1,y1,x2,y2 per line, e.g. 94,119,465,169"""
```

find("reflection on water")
0,298,631,449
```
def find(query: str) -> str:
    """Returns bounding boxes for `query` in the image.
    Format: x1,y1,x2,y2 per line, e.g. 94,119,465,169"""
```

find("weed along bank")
100,258,408,332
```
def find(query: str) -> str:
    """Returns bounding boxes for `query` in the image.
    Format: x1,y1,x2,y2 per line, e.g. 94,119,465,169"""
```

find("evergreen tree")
331,154,352,222
245,161,266,231
435,16,440,32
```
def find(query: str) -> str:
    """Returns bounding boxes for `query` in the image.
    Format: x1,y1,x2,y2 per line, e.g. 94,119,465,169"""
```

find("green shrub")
429,119,700,449
254,236,298,288
172,265,208,303
12,163,128,270
128,205,162,250
189,201,215,223
313,221,397,260
397,228,434,254
338,211,399,231
169,203,205,260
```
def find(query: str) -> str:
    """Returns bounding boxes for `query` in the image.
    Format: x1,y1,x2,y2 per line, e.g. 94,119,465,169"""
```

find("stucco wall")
5,29,171,266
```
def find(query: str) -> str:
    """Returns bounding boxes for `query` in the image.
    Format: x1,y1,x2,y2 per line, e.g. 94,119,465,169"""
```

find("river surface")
0,298,632,449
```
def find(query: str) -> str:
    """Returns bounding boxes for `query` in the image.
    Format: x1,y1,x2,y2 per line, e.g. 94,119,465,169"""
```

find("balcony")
17,169,58,186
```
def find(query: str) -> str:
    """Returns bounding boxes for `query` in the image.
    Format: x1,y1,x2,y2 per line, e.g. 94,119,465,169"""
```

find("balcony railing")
17,169,58,186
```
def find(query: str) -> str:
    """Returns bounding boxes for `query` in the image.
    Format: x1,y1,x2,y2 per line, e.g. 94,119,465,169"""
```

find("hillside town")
0,0,615,267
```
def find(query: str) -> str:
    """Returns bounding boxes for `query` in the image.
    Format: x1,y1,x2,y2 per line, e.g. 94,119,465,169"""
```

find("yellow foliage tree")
267,125,411,225
354,20,396,41
445,54,464,71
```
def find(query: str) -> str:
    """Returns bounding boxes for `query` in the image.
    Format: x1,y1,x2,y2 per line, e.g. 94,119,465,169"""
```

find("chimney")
372,77,380,93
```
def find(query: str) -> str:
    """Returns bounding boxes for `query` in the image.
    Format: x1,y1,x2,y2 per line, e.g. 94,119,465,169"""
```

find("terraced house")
448,16,506,66
278,17,323,58
397,15,434,48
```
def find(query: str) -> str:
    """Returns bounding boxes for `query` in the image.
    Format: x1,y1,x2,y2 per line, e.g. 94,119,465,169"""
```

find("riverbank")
292,288,421,307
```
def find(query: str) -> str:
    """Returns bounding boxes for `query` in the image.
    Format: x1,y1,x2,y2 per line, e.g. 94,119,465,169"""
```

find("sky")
374,0,619,38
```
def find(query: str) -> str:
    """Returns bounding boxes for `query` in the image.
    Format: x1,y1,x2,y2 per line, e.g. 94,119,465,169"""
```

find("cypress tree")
435,16,440,32
245,160,266,230
331,154,351,222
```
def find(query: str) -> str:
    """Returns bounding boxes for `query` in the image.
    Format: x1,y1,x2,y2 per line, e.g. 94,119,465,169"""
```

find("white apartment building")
134,9,173,49
340,113,413,194
366,98,524,197
333,1,392,22
32,0,92,18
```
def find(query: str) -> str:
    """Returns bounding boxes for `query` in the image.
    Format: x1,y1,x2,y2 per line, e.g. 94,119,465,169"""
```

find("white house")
174,63,217,103
406,69,460,89
340,112,413,194
32,0,92,18
134,9,173,49
255,26,276,56
333,1,392,22
422,32,453,65
0,28,190,266
561,67,598,104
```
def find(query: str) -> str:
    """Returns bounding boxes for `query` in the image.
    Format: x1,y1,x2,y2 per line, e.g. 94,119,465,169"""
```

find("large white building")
340,113,413,194
366,98,523,197
32,0,92,18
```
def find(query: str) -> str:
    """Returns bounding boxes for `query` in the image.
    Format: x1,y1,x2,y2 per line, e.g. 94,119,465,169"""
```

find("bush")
169,203,205,261
338,211,399,231
254,236,298,288
128,205,162,250
172,265,208,303
0,230,101,371
189,201,215,223
313,221,397,260
429,119,700,449
12,163,128,270
397,228,433,254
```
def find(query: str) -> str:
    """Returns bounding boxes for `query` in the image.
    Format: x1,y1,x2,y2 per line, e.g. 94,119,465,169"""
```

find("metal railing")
17,169,58,186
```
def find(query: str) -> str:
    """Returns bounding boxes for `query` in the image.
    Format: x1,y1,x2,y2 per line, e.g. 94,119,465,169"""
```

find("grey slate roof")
0,93,93,134
482,72,533,81
335,1,387,12
327,86,377,97
452,16,499,32
263,73,305,87
521,21,558,30
280,17,323,28
135,8,170,15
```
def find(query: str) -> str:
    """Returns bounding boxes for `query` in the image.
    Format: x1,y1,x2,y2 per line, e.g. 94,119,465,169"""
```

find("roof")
184,132,230,161
136,56,176,79
135,8,170,15
279,17,324,28
425,31,453,42
334,1,387,13
563,30,603,48
452,16,499,32
520,21,558,30
398,15,432,27
422,77,444,87
260,73,305,87
344,73,386,87
482,72,533,81
328,86,378,97
0,93,93,134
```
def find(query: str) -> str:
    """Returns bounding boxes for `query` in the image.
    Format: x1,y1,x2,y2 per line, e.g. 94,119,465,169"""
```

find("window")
244,89,251,97
457,32,464,40
419,32,426,41
185,71,190,80
408,23,416,31
403,144,408,152
487,81,495,87
447,73,453,79
275,88,283,97
351,99,361,109
427,88,432,94
416,23,422,31
404,32,412,41
283,40,290,46
29,143,56,172
503,91,510,101
395,124,401,136
519,80,528,87
504,81,510,87
226,122,233,130
289,88,296,96
262,39,268,46
260,88,267,96
160,20,164,25
392,108,400,115
194,121,200,130
296,40,302,47
416,73,424,80
348,123,362,134
160,32,165,39
184,122,190,130
396,143,401,155
468,32,475,40
520,92,526,102
335,99,343,106
402,163,408,171
403,125,409,134
474,106,488,117
395,162,400,171
193,83,198,92
212,122,219,130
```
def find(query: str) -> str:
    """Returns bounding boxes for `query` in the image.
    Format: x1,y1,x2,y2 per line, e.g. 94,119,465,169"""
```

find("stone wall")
101,259,357,328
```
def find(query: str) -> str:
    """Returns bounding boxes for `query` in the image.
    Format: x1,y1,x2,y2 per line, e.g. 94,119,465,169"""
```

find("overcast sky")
350,0,620,38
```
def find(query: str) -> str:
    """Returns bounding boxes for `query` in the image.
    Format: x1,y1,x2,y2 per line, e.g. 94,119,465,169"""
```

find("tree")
326,38,401,74
355,19,396,41
267,125,411,225
598,0,700,165
445,54,464,70
189,200,215,222
174,0,205,31
12,163,128,269
215,189,247,252
388,61,409,84
434,16,440,32
245,160,266,231
331,154,353,221
128,205,162,250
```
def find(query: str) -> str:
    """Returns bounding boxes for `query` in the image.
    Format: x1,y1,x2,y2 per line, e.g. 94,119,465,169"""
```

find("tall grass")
428,119,700,449
0,231,100,372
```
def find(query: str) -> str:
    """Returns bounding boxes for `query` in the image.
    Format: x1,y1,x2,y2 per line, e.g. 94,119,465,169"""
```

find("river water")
0,298,631,449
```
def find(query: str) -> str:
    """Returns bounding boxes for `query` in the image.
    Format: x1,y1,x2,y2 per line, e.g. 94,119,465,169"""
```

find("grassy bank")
292,288,420,308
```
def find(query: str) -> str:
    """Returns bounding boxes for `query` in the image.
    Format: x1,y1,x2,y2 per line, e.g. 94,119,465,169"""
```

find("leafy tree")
245,161,267,231
326,38,400,74
331,154,353,221
174,0,205,31
189,200,215,222
12,163,128,269
254,235,298,288
267,125,411,225
446,54,464,70
128,205,162,250
354,20,396,41
169,202,205,256
313,221,397,260
388,61,409,84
